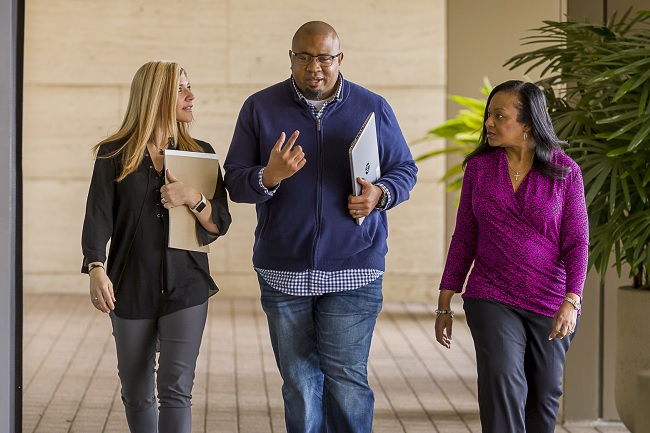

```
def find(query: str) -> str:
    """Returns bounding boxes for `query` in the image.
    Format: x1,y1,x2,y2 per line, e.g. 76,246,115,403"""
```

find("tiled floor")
23,293,629,433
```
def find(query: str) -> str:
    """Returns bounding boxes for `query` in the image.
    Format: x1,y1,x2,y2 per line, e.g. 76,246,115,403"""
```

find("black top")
81,139,232,319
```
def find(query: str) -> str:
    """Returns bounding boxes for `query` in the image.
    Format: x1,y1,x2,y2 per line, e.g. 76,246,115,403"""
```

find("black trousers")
464,298,578,433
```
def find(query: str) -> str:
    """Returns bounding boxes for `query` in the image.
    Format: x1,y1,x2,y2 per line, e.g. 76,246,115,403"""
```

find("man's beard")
304,88,323,100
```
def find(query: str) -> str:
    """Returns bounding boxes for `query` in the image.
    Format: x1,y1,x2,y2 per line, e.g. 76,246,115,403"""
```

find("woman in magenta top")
435,80,589,433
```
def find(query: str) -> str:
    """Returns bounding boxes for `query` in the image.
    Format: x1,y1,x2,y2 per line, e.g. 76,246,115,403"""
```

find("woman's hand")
89,266,115,313
435,289,456,349
160,169,201,209
435,313,454,349
548,303,577,340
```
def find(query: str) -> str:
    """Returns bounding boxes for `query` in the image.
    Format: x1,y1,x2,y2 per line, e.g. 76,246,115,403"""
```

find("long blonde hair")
93,61,203,181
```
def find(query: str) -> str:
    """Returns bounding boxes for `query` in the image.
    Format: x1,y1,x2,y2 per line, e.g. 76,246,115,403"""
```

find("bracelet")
88,263,105,273
563,296,581,310
435,309,454,319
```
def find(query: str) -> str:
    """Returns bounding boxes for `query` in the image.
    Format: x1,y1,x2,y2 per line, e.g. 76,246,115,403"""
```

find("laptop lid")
349,112,381,225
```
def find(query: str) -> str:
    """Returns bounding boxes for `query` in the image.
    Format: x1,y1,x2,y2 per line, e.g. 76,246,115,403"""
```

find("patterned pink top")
440,147,589,317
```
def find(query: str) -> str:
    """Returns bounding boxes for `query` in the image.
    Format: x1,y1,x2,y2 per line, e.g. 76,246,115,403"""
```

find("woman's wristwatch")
190,194,207,214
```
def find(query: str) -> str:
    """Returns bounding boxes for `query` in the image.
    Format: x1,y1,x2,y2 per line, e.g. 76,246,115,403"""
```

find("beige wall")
23,0,448,300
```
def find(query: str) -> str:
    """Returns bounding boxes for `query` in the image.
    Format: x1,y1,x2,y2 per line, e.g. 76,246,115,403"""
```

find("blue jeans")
259,274,383,433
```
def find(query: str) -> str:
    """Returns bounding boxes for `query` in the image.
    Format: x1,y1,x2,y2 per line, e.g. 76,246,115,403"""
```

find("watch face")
192,195,207,214
378,190,388,207
195,202,206,213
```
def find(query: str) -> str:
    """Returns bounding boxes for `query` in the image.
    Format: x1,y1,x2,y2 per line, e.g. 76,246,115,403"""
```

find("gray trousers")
110,302,208,433
464,298,578,433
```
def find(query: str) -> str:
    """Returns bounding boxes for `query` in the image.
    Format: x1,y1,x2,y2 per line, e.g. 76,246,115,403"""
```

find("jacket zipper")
311,116,323,270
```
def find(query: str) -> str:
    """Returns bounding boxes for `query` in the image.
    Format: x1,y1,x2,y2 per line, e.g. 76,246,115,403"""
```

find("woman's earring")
524,132,528,141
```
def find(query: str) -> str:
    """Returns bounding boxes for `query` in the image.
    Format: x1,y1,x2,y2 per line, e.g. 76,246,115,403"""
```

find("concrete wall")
23,0,448,300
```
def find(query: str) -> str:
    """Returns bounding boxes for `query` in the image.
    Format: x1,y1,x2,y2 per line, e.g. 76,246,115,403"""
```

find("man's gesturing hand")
262,131,306,189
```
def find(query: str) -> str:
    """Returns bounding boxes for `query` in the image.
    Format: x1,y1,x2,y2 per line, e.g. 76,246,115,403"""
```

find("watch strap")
191,194,207,214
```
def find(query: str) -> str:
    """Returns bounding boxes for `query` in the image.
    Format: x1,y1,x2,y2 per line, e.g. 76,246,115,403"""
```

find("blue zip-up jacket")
224,77,418,273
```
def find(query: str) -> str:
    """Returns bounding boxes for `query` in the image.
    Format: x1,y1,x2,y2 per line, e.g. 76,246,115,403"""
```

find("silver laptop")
349,112,381,225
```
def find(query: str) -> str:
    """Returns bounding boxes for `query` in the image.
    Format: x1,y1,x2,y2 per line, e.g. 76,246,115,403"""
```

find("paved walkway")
23,294,629,433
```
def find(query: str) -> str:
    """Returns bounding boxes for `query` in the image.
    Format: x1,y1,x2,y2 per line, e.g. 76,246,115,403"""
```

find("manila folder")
164,149,220,252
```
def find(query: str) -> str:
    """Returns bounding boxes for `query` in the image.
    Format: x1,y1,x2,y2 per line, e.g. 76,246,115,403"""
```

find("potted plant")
503,9,650,430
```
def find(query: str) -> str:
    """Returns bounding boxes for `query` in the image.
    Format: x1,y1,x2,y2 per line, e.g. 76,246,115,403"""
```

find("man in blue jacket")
224,20,418,433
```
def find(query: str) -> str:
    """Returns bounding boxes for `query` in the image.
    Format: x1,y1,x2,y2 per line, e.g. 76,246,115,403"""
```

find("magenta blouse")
440,147,589,317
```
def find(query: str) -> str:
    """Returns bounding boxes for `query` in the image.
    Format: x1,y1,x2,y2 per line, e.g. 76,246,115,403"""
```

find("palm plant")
411,78,491,195
504,9,650,289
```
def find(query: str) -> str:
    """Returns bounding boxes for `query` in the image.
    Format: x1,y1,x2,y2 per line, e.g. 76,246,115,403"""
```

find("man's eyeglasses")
290,50,341,67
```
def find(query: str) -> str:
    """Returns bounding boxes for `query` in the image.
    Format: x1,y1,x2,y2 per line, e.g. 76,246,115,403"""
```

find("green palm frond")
410,78,491,194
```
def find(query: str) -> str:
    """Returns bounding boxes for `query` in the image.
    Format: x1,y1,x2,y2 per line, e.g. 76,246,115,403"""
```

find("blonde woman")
81,61,231,433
